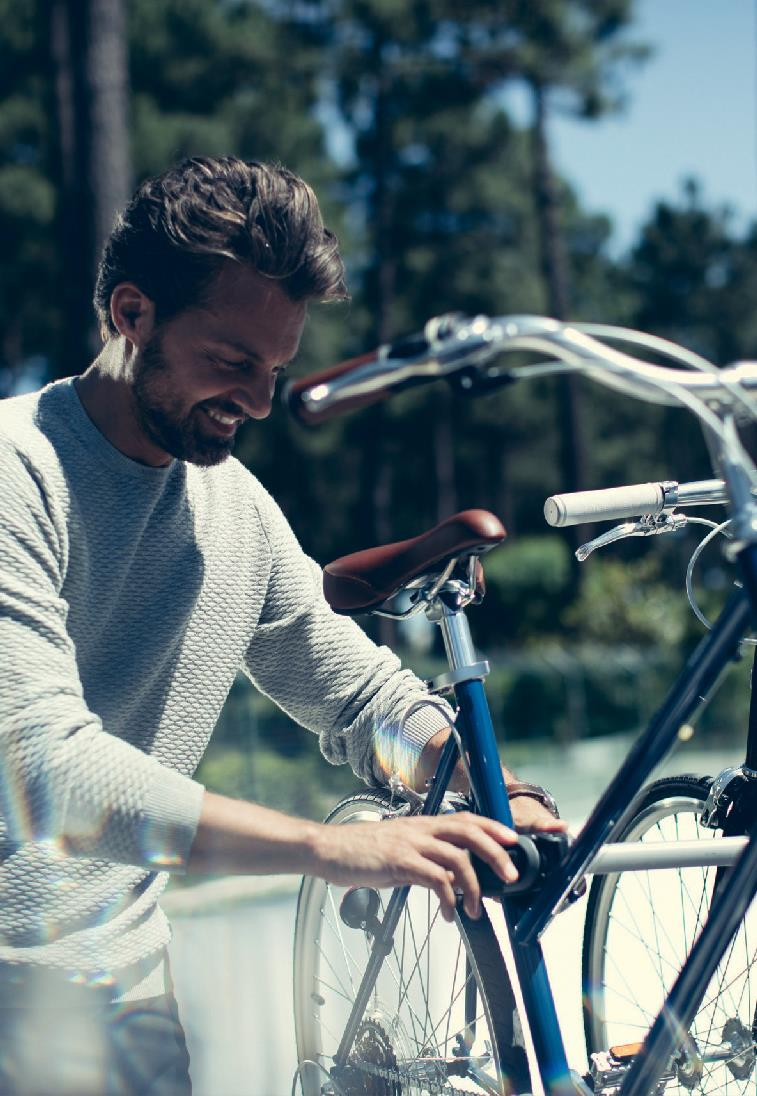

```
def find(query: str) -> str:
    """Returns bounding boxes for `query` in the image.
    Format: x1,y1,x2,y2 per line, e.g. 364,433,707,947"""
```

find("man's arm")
243,483,454,785
244,483,566,830
413,728,568,832
188,789,520,921
0,440,204,870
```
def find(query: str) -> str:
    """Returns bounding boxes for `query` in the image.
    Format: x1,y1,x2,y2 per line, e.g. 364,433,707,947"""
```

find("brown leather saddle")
323,509,507,615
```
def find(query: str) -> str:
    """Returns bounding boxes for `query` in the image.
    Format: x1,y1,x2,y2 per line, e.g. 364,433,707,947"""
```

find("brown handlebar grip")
285,351,389,425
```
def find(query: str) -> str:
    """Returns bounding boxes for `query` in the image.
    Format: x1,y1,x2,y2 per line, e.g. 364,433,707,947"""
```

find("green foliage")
563,554,690,647
476,536,573,643
4,0,757,756
129,0,328,175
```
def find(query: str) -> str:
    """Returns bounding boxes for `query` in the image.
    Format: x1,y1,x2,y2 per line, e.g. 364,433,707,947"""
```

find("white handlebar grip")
544,482,666,528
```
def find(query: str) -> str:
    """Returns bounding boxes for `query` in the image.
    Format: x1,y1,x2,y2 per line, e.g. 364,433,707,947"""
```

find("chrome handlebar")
286,312,757,550
288,313,757,423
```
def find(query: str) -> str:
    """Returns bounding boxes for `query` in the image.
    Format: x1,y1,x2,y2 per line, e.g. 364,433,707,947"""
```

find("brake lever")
576,512,688,561
447,365,517,396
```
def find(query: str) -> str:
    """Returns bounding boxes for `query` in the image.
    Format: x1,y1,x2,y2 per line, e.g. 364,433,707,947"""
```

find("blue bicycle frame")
331,546,757,1096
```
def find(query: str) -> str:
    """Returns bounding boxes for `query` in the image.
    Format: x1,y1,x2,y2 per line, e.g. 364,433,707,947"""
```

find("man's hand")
413,728,568,835
508,794,566,833
189,791,518,922
310,811,519,922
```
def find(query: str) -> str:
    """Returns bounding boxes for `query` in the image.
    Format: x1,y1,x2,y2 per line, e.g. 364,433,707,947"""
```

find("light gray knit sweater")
0,379,449,984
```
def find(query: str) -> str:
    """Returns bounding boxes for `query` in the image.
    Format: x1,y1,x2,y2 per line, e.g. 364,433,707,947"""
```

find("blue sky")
545,0,757,253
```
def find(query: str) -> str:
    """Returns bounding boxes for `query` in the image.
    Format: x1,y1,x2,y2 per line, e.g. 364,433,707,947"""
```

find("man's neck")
75,342,172,467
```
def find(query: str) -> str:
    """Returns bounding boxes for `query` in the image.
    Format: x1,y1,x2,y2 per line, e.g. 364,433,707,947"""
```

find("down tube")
516,586,751,945
454,679,575,1096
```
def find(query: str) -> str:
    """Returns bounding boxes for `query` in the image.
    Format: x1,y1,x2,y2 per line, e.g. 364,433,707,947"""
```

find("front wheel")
582,774,757,1094
293,789,535,1095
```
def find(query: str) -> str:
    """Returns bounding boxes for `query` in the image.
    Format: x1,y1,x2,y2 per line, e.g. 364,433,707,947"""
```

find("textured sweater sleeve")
0,440,205,871
243,485,453,786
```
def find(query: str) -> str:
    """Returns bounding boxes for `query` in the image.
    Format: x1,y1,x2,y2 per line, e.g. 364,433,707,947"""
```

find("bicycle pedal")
609,1042,643,1060
590,1047,674,1095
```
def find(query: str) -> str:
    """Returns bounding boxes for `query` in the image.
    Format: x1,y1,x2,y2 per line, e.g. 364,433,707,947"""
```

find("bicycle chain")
343,1055,479,1095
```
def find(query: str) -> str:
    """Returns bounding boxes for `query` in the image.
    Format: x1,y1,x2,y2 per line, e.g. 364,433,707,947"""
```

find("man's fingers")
426,841,482,919
455,814,520,851
423,863,457,922
425,816,520,885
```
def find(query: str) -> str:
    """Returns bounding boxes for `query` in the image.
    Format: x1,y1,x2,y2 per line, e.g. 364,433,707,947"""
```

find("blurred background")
2,1,757,1088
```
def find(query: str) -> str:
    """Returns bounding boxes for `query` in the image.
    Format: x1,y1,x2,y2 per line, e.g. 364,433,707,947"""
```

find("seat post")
436,603,477,672
425,588,489,690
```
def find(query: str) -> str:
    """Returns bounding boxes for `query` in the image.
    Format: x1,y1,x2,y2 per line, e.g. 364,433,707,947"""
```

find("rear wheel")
293,789,535,1095
582,774,757,1094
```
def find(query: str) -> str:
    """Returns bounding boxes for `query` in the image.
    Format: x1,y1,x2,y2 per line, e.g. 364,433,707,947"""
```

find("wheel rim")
294,796,524,1095
585,791,757,1094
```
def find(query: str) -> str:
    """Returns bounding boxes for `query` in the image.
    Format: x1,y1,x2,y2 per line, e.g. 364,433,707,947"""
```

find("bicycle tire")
582,774,757,1094
293,788,535,1095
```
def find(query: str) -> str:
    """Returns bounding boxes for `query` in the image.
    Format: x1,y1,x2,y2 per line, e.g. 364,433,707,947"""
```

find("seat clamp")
425,661,490,693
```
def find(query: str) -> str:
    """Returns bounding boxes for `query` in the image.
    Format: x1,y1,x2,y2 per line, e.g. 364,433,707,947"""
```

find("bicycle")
548,480,757,1095
284,314,757,1095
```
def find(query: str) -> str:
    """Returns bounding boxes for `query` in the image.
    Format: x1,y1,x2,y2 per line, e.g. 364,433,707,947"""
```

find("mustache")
198,399,249,419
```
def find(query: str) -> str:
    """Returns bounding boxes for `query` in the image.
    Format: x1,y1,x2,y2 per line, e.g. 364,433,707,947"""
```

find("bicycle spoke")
443,935,464,1053
295,794,533,1096
315,936,356,1007
324,891,360,991
585,784,757,1096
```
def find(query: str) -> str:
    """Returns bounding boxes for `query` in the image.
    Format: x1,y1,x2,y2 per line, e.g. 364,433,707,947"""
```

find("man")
0,156,561,1094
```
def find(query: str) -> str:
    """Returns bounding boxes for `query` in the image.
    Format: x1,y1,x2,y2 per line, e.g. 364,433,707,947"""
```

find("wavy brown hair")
94,156,348,339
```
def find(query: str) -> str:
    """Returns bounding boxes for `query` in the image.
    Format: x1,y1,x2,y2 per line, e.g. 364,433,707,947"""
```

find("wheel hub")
674,1034,703,1090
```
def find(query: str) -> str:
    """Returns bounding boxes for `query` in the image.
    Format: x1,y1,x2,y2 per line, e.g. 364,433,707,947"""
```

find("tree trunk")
531,78,590,568
358,29,398,646
49,0,131,379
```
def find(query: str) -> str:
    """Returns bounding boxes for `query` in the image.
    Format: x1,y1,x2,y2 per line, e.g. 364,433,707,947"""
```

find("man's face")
130,264,307,466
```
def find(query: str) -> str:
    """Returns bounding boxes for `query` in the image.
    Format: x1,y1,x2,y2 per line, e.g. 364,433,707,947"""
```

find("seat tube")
437,607,573,1095
437,608,514,827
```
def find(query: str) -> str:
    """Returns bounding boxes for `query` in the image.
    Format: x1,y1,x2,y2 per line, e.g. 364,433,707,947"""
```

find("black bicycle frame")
331,561,757,1095
613,543,757,1090
515,583,753,947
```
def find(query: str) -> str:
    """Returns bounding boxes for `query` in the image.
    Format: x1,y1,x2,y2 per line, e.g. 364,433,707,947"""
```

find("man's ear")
110,283,156,348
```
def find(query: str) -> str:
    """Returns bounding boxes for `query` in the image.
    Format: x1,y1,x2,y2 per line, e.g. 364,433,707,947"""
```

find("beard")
131,333,238,467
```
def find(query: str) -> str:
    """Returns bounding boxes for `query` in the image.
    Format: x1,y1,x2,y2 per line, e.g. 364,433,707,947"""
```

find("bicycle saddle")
323,509,506,615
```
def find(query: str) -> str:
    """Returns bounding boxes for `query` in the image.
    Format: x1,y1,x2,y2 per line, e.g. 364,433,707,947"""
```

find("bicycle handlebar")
544,479,727,528
285,313,757,538
285,316,469,425
284,312,757,427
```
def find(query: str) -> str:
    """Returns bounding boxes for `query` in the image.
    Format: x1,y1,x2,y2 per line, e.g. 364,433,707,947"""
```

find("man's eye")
221,359,248,371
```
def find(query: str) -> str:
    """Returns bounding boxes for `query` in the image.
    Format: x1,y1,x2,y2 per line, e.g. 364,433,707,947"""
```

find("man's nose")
230,376,274,420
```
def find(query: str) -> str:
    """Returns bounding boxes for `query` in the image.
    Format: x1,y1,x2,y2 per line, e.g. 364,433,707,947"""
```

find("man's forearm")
188,788,523,921
412,728,565,831
187,790,323,876
411,728,515,794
